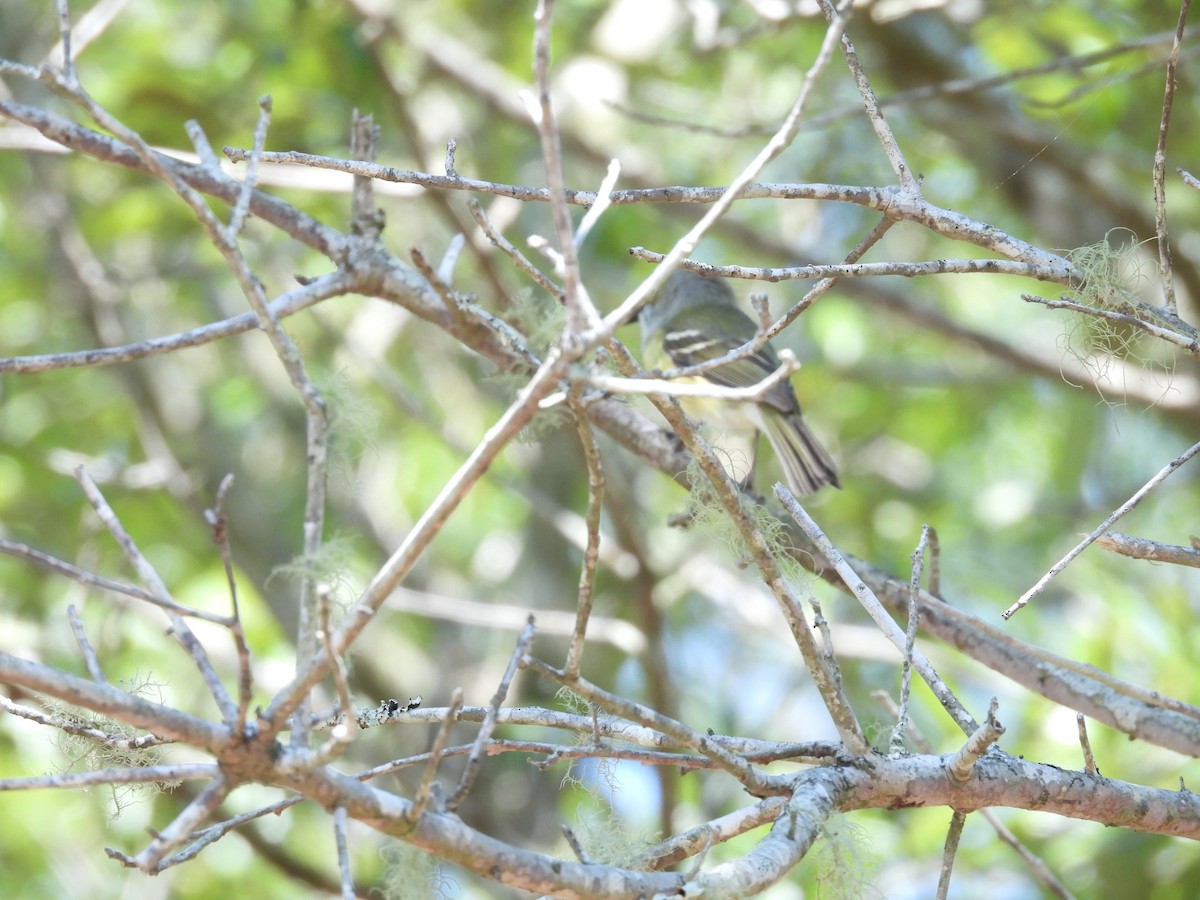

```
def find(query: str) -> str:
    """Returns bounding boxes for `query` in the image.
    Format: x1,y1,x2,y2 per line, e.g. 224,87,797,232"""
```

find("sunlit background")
2,1,1199,897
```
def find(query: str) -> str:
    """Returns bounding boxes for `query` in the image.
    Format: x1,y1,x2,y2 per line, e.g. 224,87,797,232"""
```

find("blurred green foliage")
2,1,1200,897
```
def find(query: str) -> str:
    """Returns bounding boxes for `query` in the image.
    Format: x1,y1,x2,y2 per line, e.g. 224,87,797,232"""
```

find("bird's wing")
661,307,800,415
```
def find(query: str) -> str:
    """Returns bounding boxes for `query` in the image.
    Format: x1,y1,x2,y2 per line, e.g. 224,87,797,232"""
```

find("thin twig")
408,688,463,822
333,806,354,900
521,656,777,796
0,271,359,375
228,95,272,237
75,468,238,723
945,698,1005,784
410,243,544,366
447,619,537,810
204,475,254,734
215,144,1056,258
410,244,456,308
819,0,917,192
925,525,942,596
530,0,599,336
873,691,1076,900
805,592,841,697
349,109,380,229
437,233,466,285
573,158,620,250
467,198,564,300
1022,293,1200,356
162,795,307,868
67,605,105,684
1005,438,1200,619
645,797,789,870
682,831,715,880
123,773,231,870
1095,530,1200,568
45,0,128,71
765,215,895,340
893,525,933,755
53,0,75,84
319,585,357,755
628,249,1072,285
275,727,358,774
239,132,1078,276
2,97,345,256
777,485,977,736
987,817,1078,900
326,703,835,759
0,695,170,751
560,825,592,864
362,738,715,777
0,762,212,791
523,233,564,272
184,118,221,171
261,355,567,735
256,106,337,750
0,652,227,749
636,401,867,753
1077,714,1098,776
37,63,332,738
0,539,230,624
935,810,968,900
581,352,798,403
1153,1,1191,314
596,3,854,339
564,405,604,679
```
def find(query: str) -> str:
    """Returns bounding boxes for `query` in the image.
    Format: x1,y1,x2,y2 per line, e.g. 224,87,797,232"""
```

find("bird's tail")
760,410,840,495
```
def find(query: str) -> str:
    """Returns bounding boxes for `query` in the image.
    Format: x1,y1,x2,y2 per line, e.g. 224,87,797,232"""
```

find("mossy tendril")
1059,229,1175,403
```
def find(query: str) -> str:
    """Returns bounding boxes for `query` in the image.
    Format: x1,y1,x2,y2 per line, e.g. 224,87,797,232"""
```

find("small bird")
639,269,839,495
